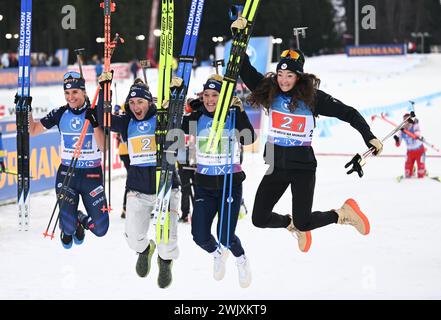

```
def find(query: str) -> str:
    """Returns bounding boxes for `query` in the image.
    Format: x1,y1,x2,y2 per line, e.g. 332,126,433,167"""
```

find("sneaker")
60,231,73,249
213,248,229,281
73,223,85,245
157,256,173,289
287,217,312,253
335,199,370,235
136,240,156,278
236,255,252,288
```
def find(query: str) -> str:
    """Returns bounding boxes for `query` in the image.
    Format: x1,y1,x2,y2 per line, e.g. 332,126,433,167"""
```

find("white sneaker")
213,248,229,281
236,255,252,288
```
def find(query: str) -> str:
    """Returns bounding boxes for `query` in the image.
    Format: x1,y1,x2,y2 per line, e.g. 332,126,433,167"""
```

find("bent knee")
90,224,109,237
252,216,267,228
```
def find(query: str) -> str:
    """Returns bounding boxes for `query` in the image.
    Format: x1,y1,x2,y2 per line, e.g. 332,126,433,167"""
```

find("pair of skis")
153,0,174,245
205,0,261,154
396,175,441,183
101,0,119,214
15,0,32,231
153,0,205,244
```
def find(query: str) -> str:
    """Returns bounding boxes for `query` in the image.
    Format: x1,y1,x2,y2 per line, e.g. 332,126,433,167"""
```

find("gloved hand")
393,135,400,145
0,160,5,172
170,77,183,89
368,138,383,156
161,99,169,109
14,94,32,111
230,96,244,112
231,16,248,33
85,107,99,128
189,98,202,111
98,70,114,89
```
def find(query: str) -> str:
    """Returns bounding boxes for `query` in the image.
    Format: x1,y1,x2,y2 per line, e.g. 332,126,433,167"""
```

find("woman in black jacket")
240,49,383,253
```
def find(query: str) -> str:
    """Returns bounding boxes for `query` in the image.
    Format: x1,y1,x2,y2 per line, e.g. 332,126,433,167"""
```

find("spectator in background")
95,59,103,84
1,53,10,68
394,114,427,179
130,60,140,81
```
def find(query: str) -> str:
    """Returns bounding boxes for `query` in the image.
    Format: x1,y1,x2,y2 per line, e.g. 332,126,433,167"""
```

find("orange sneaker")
336,199,370,235
287,218,312,253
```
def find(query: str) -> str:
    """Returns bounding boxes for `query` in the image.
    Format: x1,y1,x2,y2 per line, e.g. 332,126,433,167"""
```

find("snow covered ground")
1,53,441,300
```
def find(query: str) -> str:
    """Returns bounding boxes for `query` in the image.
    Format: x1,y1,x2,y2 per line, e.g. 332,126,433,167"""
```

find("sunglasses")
280,49,300,60
63,71,82,80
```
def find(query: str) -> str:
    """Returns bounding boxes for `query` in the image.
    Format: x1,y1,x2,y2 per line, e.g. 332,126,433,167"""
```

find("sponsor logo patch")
89,185,104,198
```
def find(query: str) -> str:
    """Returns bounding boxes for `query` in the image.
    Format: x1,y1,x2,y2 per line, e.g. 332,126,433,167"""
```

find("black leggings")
252,167,338,231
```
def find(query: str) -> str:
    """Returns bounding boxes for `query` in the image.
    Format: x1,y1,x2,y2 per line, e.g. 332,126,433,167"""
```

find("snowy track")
1,53,441,299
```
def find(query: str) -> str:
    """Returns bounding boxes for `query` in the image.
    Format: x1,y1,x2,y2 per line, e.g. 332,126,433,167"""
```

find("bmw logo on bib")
70,117,83,131
206,120,213,130
137,121,150,133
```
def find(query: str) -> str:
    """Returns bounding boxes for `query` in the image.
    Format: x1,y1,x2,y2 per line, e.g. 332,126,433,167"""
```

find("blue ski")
153,0,205,244
16,0,32,231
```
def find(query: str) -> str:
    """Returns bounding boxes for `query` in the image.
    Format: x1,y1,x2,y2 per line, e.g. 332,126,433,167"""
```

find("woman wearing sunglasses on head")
239,48,383,252
28,71,109,249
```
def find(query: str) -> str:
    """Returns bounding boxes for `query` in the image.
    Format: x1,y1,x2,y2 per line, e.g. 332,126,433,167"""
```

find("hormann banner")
346,44,407,57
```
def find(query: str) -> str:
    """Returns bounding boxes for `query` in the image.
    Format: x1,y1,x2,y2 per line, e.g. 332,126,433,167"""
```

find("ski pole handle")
345,111,416,177
379,111,415,144
212,59,225,75
74,48,86,79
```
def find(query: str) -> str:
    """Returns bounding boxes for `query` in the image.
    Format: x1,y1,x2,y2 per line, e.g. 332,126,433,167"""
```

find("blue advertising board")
0,120,61,201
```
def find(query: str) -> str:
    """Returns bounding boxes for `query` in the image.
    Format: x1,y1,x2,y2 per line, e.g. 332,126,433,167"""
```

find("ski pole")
226,108,236,249
345,111,416,178
101,32,124,214
74,48,85,78
212,59,225,75
139,59,151,87
377,113,440,153
0,169,34,179
218,108,235,249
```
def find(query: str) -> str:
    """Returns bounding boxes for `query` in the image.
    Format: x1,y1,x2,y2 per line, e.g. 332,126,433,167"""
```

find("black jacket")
181,99,256,190
240,54,376,171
